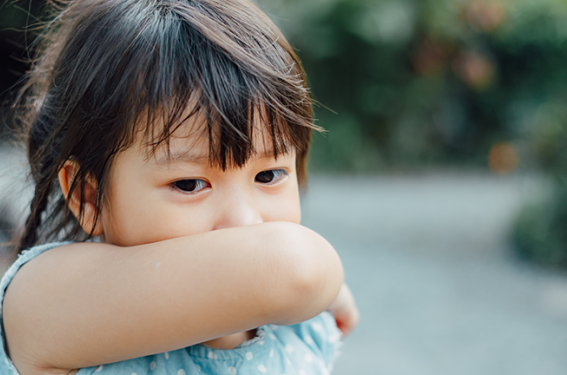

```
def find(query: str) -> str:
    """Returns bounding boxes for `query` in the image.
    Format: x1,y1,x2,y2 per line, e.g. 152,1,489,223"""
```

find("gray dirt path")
301,175,567,375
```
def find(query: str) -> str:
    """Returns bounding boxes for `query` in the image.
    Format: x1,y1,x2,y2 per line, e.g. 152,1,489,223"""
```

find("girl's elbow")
262,222,343,323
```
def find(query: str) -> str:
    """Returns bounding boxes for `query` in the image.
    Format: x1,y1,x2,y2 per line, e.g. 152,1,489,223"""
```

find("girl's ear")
58,161,104,236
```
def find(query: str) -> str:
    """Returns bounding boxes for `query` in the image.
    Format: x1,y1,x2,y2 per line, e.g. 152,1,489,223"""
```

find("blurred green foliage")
512,181,567,269
262,0,567,173
0,0,44,133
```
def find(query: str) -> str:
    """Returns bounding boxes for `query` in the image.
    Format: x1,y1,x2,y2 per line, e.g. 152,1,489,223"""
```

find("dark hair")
14,0,318,253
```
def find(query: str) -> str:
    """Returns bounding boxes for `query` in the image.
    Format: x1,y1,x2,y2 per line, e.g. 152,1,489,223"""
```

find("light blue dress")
0,243,341,375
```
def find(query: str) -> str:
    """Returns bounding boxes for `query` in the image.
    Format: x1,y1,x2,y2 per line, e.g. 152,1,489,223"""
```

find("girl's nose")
213,193,263,230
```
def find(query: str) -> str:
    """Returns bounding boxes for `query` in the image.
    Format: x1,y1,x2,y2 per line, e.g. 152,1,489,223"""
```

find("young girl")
0,0,358,374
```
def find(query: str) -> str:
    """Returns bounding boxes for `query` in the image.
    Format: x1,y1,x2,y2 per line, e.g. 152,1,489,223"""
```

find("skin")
3,119,358,375
96,128,303,348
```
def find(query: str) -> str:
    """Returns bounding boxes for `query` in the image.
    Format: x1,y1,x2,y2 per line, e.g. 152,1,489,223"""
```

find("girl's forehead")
142,112,293,167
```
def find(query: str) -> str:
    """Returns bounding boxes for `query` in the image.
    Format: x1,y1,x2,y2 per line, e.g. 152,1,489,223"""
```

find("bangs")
142,99,297,168
101,0,316,170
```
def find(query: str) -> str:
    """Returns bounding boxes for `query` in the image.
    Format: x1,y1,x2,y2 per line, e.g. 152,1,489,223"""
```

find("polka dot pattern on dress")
328,332,340,343
25,314,339,375
312,322,323,332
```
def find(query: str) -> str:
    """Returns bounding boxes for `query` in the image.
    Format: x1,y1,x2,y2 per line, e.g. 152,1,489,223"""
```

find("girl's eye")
172,179,210,194
255,169,288,185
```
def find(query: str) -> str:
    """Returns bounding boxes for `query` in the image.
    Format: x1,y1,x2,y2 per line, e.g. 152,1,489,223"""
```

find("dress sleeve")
0,242,71,374
289,311,342,369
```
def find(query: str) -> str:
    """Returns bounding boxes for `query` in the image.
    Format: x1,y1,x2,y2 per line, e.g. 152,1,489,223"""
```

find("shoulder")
1,242,71,291
0,242,72,375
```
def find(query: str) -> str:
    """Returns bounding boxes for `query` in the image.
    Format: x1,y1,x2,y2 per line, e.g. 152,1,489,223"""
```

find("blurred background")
1,0,567,373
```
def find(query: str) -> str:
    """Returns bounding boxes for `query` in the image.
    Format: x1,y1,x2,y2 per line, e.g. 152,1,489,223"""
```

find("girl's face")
98,120,301,247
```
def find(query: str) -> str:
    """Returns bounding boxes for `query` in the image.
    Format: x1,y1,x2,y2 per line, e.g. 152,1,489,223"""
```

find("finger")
335,311,359,336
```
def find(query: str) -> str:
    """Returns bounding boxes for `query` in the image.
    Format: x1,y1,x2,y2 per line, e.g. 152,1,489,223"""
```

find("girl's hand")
327,283,359,336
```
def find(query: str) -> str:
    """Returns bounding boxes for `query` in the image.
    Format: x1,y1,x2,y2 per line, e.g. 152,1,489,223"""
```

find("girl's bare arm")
3,222,343,374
